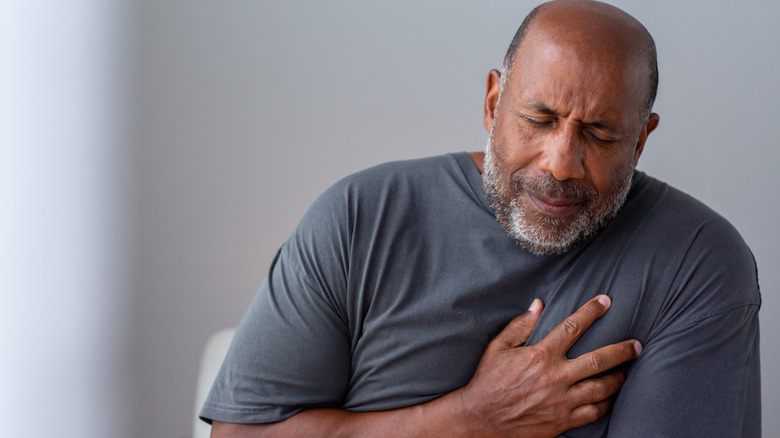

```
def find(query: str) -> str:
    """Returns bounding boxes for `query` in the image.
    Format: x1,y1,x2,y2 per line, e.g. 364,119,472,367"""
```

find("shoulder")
627,172,735,234
300,152,474,225
286,153,470,263
624,172,760,328
623,172,752,259
326,153,467,194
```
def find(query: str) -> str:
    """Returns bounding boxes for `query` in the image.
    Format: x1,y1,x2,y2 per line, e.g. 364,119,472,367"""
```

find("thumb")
490,298,543,350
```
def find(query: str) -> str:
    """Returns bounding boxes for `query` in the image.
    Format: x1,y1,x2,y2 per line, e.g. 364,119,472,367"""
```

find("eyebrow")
525,99,556,115
584,120,618,132
524,99,619,132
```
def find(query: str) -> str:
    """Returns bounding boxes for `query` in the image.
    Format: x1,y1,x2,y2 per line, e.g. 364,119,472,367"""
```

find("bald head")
502,0,658,122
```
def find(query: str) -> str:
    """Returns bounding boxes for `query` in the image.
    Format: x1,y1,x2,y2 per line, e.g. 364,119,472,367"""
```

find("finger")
569,399,613,429
567,368,627,406
569,340,642,381
489,298,543,350
540,295,611,354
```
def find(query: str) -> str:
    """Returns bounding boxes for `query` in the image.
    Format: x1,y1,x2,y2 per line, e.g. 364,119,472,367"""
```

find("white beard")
482,124,634,255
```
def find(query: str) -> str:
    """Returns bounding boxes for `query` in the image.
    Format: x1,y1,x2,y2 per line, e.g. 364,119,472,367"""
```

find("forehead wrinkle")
525,98,556,115
520,90,625,135
521,75,617,122
506,29,640,133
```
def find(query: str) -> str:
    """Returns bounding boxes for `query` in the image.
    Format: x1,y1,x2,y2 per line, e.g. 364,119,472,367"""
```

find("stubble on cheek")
483,135,634,255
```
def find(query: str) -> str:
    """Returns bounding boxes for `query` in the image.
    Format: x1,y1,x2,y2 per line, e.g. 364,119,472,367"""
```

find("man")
202,1,761,436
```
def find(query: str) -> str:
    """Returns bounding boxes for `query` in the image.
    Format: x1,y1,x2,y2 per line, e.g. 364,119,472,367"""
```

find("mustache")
511,173,597,203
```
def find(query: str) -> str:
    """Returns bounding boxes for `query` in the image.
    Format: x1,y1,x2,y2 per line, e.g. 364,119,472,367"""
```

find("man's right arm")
211,295,642,438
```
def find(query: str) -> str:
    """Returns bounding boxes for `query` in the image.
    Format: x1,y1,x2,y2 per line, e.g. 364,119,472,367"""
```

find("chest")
340,229,678,411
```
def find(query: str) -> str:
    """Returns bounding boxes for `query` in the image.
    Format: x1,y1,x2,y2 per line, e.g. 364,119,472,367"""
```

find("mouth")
524,191,583,218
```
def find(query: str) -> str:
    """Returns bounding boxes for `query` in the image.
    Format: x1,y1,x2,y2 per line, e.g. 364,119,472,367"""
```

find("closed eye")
585,129,618,146
523,116,554,128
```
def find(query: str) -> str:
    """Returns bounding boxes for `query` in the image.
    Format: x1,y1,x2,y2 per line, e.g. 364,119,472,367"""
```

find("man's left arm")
607,304,760,436
606,221,761,437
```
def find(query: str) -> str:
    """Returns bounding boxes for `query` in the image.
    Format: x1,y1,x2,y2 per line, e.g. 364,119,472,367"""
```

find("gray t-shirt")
201,153,761,437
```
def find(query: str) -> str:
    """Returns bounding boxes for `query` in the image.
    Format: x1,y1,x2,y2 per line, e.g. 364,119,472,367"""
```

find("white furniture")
192,327,236,438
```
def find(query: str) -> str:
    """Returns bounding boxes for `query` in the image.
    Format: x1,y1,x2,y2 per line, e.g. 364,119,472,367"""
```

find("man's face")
482,30,658,255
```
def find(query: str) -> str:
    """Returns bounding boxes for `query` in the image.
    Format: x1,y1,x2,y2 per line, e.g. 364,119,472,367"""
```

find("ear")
632,112,660,166
483,69,502,133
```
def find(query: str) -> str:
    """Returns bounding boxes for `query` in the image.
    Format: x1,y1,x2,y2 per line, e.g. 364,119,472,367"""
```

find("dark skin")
479,3,659,228
213,1,658,437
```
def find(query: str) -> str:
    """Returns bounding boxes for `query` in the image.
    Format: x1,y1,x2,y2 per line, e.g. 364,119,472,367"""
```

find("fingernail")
597,294,611,308
528,298,540,312
633,341,643,355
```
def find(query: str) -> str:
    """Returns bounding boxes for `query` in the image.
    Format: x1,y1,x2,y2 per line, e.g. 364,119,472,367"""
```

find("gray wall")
132,1,780,437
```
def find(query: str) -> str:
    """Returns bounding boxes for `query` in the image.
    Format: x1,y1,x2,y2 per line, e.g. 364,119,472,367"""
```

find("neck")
469,151,485,174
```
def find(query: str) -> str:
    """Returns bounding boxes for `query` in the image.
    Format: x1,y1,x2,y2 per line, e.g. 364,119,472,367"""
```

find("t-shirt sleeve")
199,182,353,424
605,218,761,437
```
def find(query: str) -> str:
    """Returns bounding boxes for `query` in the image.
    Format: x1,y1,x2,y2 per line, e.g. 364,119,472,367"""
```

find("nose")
537,125,585,181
